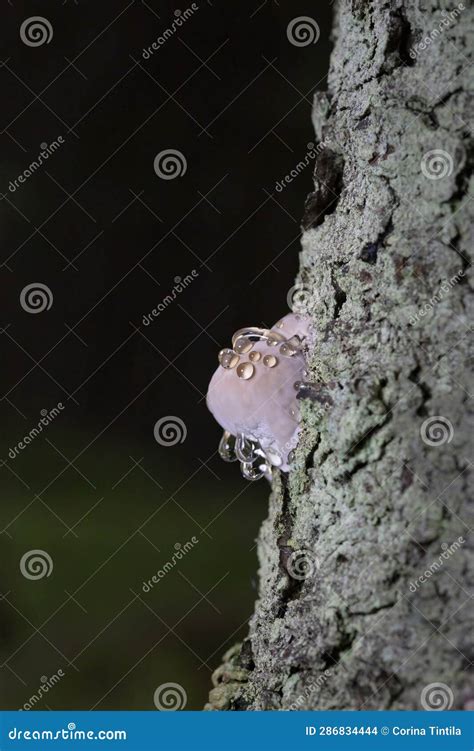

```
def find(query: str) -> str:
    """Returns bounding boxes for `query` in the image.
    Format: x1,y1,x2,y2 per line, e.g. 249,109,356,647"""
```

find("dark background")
1,0,332,709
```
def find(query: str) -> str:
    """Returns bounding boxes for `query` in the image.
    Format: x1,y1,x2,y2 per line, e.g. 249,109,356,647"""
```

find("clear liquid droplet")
234,337,253,354
289,334,303,346
219,348,239,369
263,355,278,368
235,433,256,462
241,461,265,481
237,362,255,379
218,431,237,462
280,342,296,357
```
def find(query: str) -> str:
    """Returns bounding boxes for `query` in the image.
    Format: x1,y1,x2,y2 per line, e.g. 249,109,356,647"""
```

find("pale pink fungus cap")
206,313,310,479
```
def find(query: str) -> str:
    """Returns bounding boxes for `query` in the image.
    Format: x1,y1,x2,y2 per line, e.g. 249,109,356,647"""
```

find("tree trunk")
207,0,473,711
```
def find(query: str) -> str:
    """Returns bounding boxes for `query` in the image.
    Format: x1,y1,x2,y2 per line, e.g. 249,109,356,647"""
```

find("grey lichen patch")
208,0,473,711
205,643,252,711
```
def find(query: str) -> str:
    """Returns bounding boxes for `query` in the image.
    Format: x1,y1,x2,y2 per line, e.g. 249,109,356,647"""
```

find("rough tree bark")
207,0,473,710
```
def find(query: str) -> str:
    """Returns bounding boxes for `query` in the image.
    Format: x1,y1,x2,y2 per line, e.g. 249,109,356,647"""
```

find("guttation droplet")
263,355,278,368
241,461,265,481
237,362,255,380
288,335,302,348
249,351,261,362
234,337,253,354
280,342,296,357
219,431,237,462
219,348,239,369
294,380,302,390
266,335,280,347
235,433,256,462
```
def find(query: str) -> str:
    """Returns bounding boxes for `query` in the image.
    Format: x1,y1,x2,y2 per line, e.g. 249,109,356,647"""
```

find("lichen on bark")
207,0,473,711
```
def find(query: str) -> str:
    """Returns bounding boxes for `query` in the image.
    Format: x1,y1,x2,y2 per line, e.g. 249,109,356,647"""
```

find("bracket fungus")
206,313,311,481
